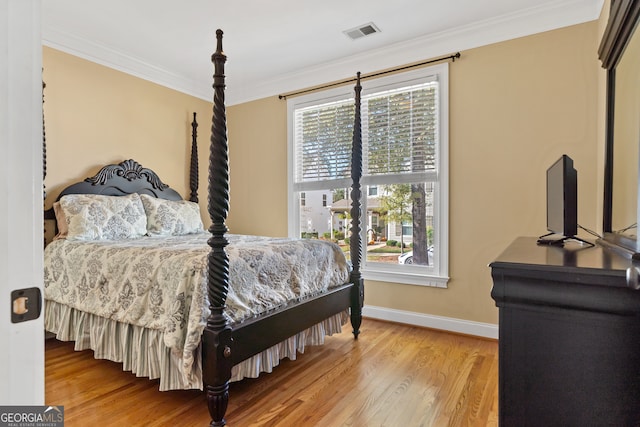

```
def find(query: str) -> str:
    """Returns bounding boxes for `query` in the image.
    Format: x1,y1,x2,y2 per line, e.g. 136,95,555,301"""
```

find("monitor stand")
537,232,595,247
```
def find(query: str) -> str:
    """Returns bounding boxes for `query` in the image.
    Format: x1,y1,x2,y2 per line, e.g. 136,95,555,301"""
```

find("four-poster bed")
43,30,364,426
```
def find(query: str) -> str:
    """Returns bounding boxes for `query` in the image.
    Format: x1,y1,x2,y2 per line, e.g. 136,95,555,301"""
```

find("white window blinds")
364,81,438,176
294,99,355,183
293,77,439,185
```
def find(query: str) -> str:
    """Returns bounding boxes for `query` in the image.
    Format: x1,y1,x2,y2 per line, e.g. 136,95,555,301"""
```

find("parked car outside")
397,246,433,265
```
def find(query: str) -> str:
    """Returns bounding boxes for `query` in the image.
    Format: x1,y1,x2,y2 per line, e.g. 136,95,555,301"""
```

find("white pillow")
59,193,147,241
140,194,204,236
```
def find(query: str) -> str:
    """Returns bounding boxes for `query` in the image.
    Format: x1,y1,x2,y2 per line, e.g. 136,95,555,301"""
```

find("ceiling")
42,0,604,105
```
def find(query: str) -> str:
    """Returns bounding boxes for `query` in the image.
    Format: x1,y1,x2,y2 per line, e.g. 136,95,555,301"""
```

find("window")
300,192,306,207
402,221,413,237
322,194,327,207
288,64,449,287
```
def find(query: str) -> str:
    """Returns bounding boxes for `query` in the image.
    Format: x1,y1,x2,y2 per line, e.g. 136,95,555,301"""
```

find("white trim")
293,178,353,193
362,171,439,186
287,99,298,238
363,305,499,340
0,0,45,405
363,269,449,288
434,63,449,280
42,0,603,105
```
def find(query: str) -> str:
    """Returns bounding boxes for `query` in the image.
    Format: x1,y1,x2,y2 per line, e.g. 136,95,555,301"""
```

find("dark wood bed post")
349,72,364,338
202,29,234,427
189,112,199,203
43,77,49,246
42,78,47,198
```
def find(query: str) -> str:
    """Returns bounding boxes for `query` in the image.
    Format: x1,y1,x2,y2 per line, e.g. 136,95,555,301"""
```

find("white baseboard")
362,305,499,339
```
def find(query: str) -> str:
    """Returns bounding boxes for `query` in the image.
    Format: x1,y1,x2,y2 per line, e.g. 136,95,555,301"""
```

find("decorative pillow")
52,201,69,240
58,193,147,241
140,194,204,236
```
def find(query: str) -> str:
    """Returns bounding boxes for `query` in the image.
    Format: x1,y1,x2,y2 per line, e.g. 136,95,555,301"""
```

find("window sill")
363,267,449,288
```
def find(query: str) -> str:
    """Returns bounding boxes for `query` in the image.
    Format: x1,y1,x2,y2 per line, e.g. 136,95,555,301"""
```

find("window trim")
287,63,449,287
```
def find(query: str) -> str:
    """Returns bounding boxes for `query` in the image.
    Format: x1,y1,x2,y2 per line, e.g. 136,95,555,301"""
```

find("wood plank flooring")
45,318,498,426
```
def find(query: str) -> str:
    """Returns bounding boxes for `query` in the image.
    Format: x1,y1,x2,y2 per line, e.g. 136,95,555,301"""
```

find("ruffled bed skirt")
45,301,348,391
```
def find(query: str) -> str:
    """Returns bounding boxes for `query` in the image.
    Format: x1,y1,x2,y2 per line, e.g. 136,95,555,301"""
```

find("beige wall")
227,97,288,236
42,47,213,230
227,21,602,325
43,17,605,327
444,21,600,324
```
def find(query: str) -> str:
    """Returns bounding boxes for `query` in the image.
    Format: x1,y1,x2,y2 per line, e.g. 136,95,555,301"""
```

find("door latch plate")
11,287,42,323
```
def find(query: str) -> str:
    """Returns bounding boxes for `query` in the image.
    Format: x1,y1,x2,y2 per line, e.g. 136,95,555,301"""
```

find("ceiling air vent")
344,22,381,40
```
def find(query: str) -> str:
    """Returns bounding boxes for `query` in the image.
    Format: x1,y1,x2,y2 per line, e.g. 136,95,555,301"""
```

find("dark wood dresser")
490,237,640,426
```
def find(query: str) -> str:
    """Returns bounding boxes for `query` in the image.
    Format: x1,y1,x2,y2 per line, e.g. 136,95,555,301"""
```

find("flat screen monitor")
546,154,577,238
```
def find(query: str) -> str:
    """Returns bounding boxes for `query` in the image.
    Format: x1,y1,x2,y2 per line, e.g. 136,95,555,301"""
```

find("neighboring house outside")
385,185,435,247
299,190,333,238
328,187,434,247
300,184,435,246
298,188,389,242
329,196,386,243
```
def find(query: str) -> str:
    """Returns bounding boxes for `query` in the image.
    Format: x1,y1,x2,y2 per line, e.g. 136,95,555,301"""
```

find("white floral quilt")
43,233,350,380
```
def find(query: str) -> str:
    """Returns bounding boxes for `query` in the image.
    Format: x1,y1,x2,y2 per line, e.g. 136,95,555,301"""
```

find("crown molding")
42,26,211,101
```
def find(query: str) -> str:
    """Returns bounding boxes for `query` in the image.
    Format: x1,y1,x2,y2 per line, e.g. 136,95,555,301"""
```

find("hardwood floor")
45,318,498,426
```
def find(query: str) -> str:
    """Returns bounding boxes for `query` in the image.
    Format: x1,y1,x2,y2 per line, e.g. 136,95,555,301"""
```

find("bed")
43,30,364,426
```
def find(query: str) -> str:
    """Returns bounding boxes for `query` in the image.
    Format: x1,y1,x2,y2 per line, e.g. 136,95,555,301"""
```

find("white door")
0,0,44,405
